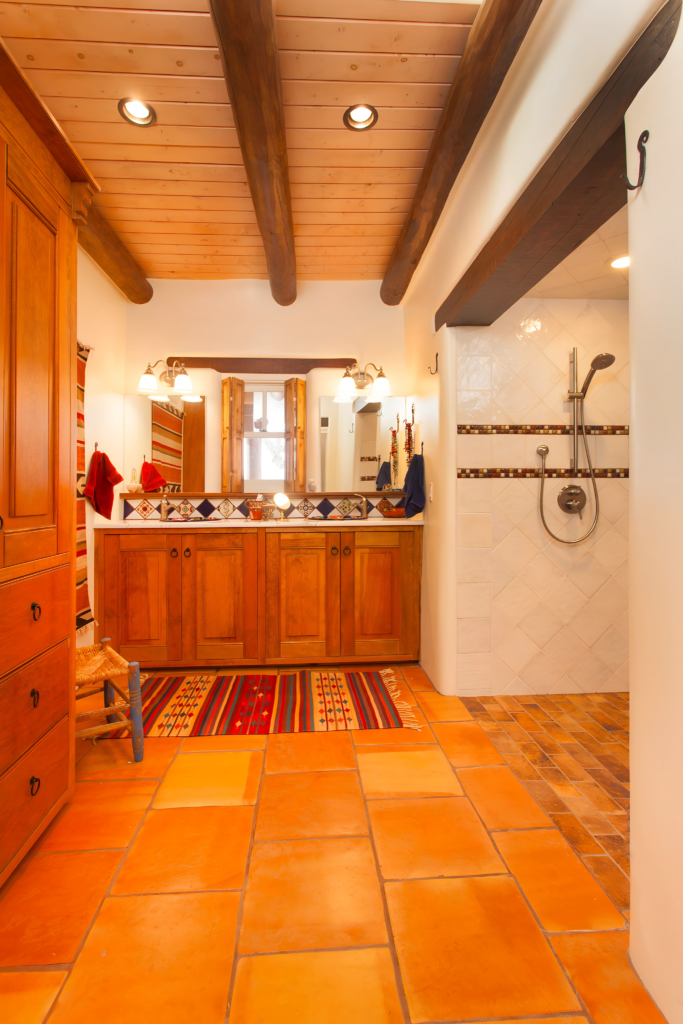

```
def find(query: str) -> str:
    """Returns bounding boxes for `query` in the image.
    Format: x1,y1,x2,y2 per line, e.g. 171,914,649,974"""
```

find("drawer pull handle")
343,546,351,556
184,548,191,557
331,546,339,555
29,776,41,796
0,514,3,530
170,548,178,558
31,602,42,621
30,688,40,708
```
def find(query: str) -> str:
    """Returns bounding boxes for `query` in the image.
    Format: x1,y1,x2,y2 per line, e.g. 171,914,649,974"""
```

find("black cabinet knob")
170,548,178,557
29,776,41,796
343,546,351,556
331,546,339,555
31,602,41,621
184,548,191,558
30,688,40,708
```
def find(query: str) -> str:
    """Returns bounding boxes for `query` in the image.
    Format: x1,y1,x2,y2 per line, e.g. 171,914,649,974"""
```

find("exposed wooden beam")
380,0,543,307
436,0,681,329
0,39,98,191
442,126,627,326
209,0,296,306
167,357,356,375
78,203,153,305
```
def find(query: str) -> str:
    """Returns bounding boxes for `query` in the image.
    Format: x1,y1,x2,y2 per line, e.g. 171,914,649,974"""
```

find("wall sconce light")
137,359,201,401
333,362,392,403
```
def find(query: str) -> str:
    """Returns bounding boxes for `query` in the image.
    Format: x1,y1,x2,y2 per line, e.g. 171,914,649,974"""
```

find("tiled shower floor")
0,667,664,1023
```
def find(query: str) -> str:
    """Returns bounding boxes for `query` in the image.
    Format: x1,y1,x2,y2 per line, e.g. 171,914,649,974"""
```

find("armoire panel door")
1,169,61,568
265,531,340,659
341,531,405,657
107,535,181,663
181,532,258,661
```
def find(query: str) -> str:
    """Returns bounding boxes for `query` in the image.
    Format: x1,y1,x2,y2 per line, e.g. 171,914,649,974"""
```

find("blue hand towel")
375,461,392,490
402,454,425,518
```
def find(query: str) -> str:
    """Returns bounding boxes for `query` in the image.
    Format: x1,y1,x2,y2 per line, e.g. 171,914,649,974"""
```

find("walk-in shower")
537,348,615,544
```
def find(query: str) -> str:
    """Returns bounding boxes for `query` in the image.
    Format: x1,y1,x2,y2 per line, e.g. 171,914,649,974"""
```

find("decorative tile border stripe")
457,424,629,435
121,491,407,522
458,468,629,479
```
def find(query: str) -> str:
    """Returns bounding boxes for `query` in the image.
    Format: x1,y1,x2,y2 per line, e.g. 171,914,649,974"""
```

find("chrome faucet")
159,493,176,522
351,494,369,519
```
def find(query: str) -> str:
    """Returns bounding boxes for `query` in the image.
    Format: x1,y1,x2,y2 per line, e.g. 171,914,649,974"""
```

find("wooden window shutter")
221,376,244,493
284,378,306,493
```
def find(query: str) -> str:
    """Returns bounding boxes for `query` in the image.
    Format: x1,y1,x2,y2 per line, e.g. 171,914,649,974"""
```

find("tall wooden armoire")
0,47,94,887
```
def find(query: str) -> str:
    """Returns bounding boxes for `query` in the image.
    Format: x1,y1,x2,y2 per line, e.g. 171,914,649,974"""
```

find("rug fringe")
384,680,423,731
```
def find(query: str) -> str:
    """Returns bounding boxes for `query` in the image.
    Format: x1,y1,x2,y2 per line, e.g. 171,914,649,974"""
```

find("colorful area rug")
107,669,420,737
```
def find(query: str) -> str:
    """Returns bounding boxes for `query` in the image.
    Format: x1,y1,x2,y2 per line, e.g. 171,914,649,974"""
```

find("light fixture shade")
138,364,158,393
181,394,203,402
172,370,192,394
273,492,291,509
147,394,170,401
372,368,391,398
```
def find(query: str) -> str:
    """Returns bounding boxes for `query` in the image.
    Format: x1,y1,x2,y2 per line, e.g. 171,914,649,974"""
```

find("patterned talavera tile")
196,499,216,518
216,498,235,519
176,499,196,519
335,497,355,518
136,499,157,519
376,497,395,515
297,498,315,517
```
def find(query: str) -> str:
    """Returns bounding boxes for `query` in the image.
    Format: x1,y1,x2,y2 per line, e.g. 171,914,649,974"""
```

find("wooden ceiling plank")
285,127,432,149
209,0,296,304
114,222,265,236
8,0,211,13
275,18,469,56
435,0,681,328
26,69,229,104
63,122,239,147
289,166,422,183
94,193,255,211
275,1,479,23
282,80,451,107
278,51,458,82
74,143,245,163
79,203,153,303
292,224,402,236
3,39,223,77
380,0,543,306
97,178,252,197
48,97,234,128
0,5,215,45
287,148,428,167
86,160,248,182
105,209,405,225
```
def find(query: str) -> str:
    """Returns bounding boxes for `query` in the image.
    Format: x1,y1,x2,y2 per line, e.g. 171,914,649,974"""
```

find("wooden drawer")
0,716,69,873
0,641,70,777
0,566,70,675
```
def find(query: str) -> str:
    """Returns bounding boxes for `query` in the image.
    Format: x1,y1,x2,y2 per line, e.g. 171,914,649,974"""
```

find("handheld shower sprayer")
537,351,615,545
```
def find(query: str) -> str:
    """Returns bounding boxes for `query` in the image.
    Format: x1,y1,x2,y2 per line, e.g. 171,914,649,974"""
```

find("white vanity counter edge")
95,518,423,529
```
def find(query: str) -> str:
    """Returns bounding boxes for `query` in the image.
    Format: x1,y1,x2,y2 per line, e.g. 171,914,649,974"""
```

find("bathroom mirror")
319,396,407,492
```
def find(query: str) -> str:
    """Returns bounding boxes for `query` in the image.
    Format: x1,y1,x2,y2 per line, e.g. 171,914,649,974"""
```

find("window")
243,387,285,489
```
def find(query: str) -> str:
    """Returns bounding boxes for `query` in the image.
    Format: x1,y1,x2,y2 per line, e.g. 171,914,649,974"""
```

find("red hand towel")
84,451,124,520
141,460,167,492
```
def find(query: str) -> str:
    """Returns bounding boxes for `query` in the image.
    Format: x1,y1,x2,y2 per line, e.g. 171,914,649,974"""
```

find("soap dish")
382,508,406,518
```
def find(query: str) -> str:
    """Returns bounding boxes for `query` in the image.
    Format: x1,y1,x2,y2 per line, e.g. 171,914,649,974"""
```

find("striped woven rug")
109,669,419,737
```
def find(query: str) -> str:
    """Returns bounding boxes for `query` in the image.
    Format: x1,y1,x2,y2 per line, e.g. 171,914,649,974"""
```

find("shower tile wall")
455,298,629,695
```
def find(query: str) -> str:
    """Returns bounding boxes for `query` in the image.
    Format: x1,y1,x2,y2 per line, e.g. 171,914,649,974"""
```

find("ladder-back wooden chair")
75,639,144,761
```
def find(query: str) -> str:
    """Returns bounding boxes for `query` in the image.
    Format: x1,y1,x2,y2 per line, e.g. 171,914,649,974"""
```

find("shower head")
580,352,615,397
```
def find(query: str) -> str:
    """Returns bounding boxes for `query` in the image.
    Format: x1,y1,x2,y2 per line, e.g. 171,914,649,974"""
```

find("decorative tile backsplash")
456,298,629,697
121,492,407,522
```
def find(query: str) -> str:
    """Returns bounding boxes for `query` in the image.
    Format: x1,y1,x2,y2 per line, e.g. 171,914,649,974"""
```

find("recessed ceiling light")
118,97,157,126
343,104,378,131
610,254,630,269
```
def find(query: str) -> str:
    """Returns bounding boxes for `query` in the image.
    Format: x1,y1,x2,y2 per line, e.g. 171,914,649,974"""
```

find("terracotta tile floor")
0,668,663,1024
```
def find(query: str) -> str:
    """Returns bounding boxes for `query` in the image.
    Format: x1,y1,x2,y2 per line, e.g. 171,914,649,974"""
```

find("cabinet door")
181,532,258,661
265,531,340,660
341,530,419,658
102,534,181,663
0,154,71,569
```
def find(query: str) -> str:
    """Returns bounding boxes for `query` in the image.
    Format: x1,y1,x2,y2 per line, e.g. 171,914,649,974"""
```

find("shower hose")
538,398,600,545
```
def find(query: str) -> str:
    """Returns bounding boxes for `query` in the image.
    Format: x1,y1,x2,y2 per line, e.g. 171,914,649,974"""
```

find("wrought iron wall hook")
622,130,649,190
428,353,439,375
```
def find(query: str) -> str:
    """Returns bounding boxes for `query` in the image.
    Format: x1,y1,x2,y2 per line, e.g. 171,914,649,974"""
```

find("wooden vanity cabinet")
96,525,422,667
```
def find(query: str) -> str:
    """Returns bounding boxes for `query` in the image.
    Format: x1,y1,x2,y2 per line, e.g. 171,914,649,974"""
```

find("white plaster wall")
626,22,683,1023
76,248,128,646
402,0,656,693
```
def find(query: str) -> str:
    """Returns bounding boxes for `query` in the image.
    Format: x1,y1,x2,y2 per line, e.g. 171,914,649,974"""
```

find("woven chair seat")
75,643,130,686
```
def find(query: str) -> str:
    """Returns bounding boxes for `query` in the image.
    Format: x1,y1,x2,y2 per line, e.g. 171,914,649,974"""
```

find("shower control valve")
557,484,587,519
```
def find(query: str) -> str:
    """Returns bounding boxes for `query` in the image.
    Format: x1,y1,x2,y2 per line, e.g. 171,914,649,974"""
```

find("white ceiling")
527,206,628,301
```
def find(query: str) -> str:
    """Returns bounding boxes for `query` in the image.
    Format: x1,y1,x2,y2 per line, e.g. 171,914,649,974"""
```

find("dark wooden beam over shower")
379,0,544,307
78,203,154,305
435,0,682,329
166,357,356,375
208,0,296,307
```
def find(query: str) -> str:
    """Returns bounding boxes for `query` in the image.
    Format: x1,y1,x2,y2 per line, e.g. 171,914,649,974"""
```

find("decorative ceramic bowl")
382,507,406,518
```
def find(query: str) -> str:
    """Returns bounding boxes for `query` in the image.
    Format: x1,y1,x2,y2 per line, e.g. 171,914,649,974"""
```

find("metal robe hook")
421,441,424,454
622,130,649,190
94,442,99,451
428,353,438,375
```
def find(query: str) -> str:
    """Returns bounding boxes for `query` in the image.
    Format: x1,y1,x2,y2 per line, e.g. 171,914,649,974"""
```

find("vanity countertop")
95,517,422,529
